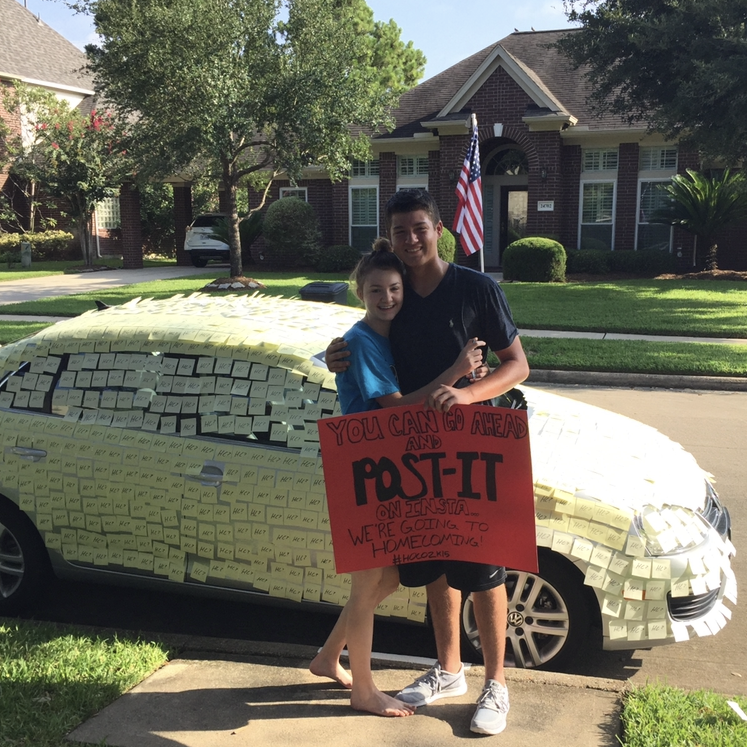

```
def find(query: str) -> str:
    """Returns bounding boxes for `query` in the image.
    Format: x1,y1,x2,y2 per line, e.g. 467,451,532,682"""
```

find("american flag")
452,115,483,256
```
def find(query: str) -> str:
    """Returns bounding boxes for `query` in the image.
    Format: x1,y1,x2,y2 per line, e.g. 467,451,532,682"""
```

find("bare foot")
351,688,416,717
309,654,353,689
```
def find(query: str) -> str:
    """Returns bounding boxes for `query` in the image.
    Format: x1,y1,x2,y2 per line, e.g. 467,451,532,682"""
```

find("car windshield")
191,215,224,228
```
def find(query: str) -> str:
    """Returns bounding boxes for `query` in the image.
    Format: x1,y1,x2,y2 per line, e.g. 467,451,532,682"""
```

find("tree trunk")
222,160,243,279
705,240,719,271
77,214,94,267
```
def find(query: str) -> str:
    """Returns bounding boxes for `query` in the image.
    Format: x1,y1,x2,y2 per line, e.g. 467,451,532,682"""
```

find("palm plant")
209,211,264,264
653,169,747,270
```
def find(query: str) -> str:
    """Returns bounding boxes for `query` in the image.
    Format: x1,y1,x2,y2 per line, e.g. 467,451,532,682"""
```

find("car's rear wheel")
461,552,589,670
0,498,50,615
190,255,209,268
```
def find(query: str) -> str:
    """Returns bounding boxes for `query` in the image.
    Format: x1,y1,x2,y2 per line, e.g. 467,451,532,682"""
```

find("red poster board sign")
318,404,538,574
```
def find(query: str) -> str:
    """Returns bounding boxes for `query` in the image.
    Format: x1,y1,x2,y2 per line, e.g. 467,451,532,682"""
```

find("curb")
527,369,747,392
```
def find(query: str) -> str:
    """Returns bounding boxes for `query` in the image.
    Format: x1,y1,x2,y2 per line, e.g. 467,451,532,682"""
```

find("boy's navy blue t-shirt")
389,263,518,395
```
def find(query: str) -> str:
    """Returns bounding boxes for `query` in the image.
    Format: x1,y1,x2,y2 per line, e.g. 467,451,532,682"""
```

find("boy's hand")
454,338,486,378
425,384,473,412
325,337,350,373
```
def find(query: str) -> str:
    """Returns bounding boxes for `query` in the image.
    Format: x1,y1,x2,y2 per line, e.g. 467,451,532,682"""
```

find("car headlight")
634,504,710,556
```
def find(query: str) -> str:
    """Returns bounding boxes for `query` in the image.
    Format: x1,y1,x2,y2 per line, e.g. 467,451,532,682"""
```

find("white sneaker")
395,662,468,706
470,680,509,735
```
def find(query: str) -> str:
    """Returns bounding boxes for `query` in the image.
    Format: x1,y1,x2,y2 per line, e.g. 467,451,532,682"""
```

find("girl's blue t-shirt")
335,320,399,415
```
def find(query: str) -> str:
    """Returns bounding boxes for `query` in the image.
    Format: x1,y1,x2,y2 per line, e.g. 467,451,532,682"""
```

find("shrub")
0,230,77,261
566,248,679,276
580,236,610,252
503,237,566,282
565,249,610,275
437,227,457,263
261,197,321,268
316,244,361,273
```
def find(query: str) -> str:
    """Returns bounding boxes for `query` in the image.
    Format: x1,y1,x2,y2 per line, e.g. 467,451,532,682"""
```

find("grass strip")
621,684,747,747
502,280,747,338
520,337,747,377
0,321,58,345
0,258,176,282
0,619,169,747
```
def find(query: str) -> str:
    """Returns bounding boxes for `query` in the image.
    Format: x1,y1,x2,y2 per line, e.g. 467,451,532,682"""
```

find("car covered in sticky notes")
0,294,736,670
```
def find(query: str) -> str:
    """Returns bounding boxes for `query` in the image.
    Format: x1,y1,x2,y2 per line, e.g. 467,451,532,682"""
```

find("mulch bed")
655,270,747,281
200,276,267,291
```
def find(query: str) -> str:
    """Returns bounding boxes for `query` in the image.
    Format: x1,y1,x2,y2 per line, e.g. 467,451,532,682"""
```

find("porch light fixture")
540,166,548,181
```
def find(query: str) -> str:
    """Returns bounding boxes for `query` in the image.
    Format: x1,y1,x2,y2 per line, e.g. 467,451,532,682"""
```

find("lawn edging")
527,369,747,392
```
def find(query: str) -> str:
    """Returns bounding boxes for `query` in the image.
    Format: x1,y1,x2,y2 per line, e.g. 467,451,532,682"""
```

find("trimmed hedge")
0,230,77,261
316,244,362,272
262,197,322,268
566,248,679,276
438,227,457,263
503,237,566,282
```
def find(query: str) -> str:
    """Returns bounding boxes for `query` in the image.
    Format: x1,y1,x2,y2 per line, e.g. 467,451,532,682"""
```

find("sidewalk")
66,637,625,747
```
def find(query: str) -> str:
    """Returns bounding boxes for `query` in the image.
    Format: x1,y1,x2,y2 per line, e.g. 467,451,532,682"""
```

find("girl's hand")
454,338,486,378
425,384,474,412
325,337,350,373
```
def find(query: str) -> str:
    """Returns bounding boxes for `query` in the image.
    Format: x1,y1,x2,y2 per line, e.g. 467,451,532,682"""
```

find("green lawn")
621,684,747,747
502,280,747,338
0,619,169,747
1,274,746,377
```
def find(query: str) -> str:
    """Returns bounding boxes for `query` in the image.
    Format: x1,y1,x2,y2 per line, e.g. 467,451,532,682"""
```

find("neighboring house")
249,29,744,271
0,0,120,255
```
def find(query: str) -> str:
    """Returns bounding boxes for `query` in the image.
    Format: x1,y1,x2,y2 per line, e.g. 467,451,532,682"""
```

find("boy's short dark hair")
384,189,441,233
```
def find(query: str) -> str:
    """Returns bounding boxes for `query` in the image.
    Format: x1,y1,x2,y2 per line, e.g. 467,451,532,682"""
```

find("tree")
653,169,747,270
3,85,130,265
557,1,747,162
75,0,425,278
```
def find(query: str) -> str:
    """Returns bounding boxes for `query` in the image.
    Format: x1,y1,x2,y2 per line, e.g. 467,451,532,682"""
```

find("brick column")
614,142,639,251
332,180,349,245
527,131,563,240
173,183,193,266
439,132,473,267
560,144,581,250
378,152,396,235
119,184,143,270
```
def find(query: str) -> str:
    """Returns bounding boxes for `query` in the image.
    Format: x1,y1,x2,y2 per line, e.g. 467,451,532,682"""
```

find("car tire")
460,551,589,671
190,255,209,268
0,497,50,615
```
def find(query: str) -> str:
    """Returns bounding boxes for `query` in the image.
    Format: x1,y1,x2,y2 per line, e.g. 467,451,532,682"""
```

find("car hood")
523,385,708,516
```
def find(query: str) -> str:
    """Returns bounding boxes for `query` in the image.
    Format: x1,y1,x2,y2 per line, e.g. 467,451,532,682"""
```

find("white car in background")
183,213,229,267
0,294,736,670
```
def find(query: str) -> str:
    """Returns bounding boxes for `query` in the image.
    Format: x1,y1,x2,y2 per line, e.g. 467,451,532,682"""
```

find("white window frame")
578,179,617,250
397,155,429,177
95,196,121,230
351,159,380,177
349,185,379,251
635,179,673,252
279,187,308,201
640,146,678,171
582,148,619,172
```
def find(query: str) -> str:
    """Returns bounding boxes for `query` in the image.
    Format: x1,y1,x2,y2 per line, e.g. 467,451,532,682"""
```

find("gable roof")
0,0,93,94
378,29,628,141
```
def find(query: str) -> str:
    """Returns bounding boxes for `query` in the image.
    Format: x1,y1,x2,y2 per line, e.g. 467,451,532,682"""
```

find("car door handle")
185,471,224,487
10,447,48,461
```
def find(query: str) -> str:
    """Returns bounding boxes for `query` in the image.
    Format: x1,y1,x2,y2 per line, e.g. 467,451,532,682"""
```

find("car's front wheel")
0,498,50,615
461,552,590,670
190,255,209,268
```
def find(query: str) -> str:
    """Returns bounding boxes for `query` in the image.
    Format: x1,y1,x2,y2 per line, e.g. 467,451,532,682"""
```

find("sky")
18,0,574,81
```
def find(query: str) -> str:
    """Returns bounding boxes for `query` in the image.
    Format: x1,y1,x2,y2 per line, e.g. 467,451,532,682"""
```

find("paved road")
535,384,746,696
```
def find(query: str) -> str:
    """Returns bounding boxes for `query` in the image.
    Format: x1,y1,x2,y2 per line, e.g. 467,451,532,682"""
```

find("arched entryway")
482,141,529,270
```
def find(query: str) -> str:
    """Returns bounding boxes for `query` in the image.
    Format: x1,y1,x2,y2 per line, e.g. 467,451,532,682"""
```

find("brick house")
0,0,122,255
242,30,743,272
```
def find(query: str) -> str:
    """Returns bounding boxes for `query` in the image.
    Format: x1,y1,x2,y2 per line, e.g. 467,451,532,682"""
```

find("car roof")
0,294,363,384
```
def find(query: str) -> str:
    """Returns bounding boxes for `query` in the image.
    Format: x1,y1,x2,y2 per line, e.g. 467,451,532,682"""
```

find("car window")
1,349,339,455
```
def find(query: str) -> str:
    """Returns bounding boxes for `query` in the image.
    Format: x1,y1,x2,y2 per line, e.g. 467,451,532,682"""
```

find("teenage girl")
309,238,485,717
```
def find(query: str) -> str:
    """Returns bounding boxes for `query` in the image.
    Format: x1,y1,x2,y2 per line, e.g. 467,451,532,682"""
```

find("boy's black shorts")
397,560,506,592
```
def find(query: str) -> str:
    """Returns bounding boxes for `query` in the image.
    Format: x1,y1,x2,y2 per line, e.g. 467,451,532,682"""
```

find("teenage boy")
326,189,529,736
